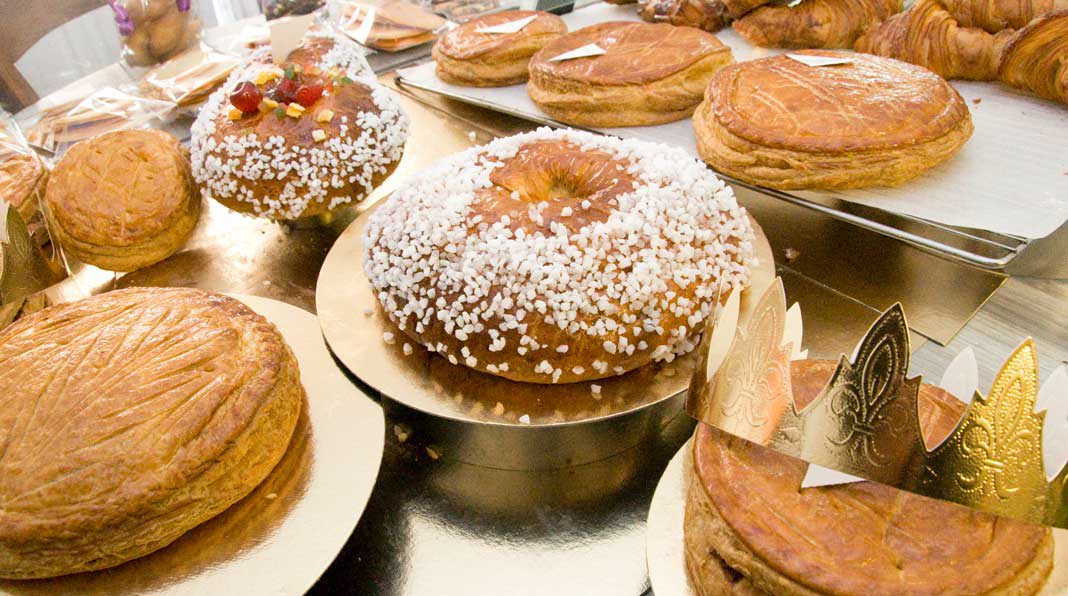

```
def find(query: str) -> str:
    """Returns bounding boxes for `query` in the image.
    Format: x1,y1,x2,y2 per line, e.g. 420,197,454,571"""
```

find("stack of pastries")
856,0,1068,103
685,360,1055,595
432,10,567,87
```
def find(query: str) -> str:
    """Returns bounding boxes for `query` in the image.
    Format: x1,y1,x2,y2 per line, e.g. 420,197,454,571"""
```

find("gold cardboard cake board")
686,278,1068,527
645,439,1068,596
316,206,775,428
0,295,384,595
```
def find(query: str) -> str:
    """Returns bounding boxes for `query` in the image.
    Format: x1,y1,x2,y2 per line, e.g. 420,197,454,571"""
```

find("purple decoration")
107,0,135,36
176,0,191,12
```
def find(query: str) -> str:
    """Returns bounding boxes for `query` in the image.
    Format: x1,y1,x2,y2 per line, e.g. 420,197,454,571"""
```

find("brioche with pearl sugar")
190,30,408,220
364,129,757,385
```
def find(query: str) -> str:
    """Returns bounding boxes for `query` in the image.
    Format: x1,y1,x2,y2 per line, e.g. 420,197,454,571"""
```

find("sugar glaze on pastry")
364,128,756,384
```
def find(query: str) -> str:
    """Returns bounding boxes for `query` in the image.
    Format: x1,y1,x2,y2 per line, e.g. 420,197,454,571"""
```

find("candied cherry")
295,81,324,108
229,81,263,113
273,77,299,105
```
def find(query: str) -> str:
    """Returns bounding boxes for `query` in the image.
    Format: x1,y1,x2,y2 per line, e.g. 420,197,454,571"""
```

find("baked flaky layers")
734,0,903,49
527,22,734,127
45,129,200,272
432,10,567,87
190,30,408,220
854,0,1016,81
637,0,770,31
999,9,1068,103
684,359,1054,596
363,128,757,384
693,50,973,189
0,288,304,579
940,0,1068,31
0,148,49,246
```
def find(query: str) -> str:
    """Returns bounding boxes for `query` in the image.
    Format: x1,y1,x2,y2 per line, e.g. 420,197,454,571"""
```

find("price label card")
786,53,852,67
270,13,316,63
476,15,537,34
548,43,607,62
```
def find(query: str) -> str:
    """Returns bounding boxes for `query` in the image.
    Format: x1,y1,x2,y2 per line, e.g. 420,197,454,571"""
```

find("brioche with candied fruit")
191,29,408,220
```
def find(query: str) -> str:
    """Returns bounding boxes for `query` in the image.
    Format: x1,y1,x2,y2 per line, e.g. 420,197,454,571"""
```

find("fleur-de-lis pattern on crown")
921,340,1047,521
796,305,923,485
687,278,1068,528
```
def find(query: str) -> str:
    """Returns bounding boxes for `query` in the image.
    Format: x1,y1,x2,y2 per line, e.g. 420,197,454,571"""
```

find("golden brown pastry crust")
999,9,1068,102
0,288,304,579
432,11,567,87
0,149,50,246
190,32,407,220
941,0,1068,31
693,50,973,189
638,0,770,31
684,359,1055,596
734,0,903,49
45,129,200,272
527,22,734,127
855,0,1015,80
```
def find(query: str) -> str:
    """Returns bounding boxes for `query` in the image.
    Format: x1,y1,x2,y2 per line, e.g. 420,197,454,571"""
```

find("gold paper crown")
688,278,1068,527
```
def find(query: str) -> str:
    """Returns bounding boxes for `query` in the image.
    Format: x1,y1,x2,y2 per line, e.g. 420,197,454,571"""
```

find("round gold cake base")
316,205,774,468
0,295,384,595
646,434,1068,596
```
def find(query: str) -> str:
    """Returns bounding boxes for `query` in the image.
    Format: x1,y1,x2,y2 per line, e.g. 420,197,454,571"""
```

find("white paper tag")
270,13,316,64
0,199,9,244
548,43,606,62
939,346,978,405
476,15,537,34
800,464,866,489
786,53,852,68
1037,365,1068,480
783,302,807,361
705,289,741,381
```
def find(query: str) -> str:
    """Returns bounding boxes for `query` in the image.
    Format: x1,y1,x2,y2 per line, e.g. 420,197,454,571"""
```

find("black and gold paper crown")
688,278,1068,527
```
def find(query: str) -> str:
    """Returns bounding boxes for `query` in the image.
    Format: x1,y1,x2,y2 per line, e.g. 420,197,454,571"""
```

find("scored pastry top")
692,359,1051,595
0,288,294,544
434,10,567,60
708,50,971,152
530,21,731,86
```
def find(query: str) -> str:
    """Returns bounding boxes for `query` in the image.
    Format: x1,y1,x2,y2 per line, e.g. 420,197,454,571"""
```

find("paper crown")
688,278,1068,528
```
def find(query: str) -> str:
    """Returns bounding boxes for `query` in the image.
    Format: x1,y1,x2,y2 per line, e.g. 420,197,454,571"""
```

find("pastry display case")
0,0,1067,595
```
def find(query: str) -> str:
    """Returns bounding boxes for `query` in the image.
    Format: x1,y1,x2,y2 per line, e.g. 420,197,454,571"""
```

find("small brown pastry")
527,22,734,127
432,10,567,87
191,30,408,220
0,287,304,579
335,0,446,52
999,9,1068,103
855,0,1015,80
142,46,241,107
638,0,769,31
693,50,973,189
941,0,1068,31
685,359,1055,596
0,149,49,246
45,129,200,272
363,128,757,384
734,0,903,49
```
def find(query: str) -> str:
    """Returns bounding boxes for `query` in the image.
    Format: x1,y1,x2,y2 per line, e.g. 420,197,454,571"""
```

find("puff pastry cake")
527,21,734,127
433,10,567,87
45,129,200,272
0,288,304,579
693,50,973,189
685,359,1054,596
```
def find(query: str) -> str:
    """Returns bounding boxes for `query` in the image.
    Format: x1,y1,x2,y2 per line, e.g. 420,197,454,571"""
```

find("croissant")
637,0,768,31
855,0,1014,79
940,0,1068,31
734,0,904,49
998,9,1068,102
